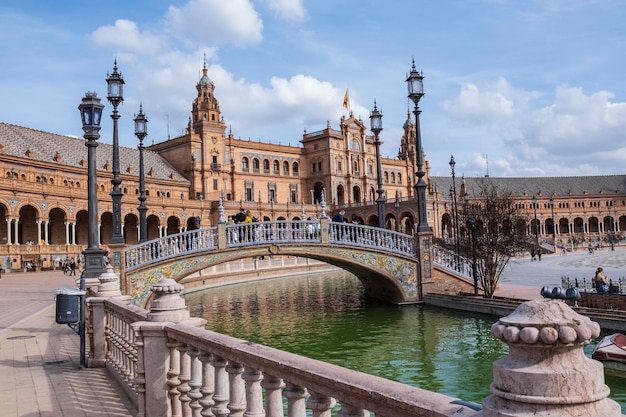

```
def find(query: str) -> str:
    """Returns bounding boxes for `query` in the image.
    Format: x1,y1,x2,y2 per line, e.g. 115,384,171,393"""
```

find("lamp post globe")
370,101,385,229
134,105,149,243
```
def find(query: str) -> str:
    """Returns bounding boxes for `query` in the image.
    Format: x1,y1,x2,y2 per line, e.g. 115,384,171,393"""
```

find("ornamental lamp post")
106,60,125,244
394,191,400,232
370,101,385,229
549,197,556,249
608,205,614,251
532,195,539,254
406,59,430,232
78,91,106,367
449,155,460,269
134,105,148,243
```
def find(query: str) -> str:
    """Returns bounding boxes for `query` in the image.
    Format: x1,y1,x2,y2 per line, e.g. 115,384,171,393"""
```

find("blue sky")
1,0,625,177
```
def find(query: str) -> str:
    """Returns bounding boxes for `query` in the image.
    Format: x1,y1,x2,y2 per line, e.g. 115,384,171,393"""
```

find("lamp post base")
81,247,107,280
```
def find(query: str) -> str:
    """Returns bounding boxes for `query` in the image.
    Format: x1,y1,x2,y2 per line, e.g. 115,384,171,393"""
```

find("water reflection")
184,271,625,411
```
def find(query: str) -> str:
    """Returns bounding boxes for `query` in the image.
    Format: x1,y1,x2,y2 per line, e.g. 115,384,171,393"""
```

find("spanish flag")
343,89,349,110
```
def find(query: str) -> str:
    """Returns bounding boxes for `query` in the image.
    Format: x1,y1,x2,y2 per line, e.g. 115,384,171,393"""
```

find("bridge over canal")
121,219,474,307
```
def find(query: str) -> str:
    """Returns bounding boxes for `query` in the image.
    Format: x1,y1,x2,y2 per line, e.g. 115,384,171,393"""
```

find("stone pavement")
0,270,136,417
494,246,626,300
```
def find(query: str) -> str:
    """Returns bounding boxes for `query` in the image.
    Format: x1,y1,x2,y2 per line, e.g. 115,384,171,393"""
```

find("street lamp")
78,91,106,367
608,205,615,251
449,155,460,269
134,104,149,243
406,59,430,232
464,192,478,295
370,101,385,229
106,60,125,244
532,195,539,254
549,197,556,250
394,191,400,232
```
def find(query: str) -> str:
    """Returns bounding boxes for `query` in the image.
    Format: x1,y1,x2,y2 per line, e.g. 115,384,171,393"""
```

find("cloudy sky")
1,0,625,177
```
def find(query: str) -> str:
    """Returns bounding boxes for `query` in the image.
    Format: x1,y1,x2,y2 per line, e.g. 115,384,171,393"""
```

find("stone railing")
87,268,625,417
433,245,473,277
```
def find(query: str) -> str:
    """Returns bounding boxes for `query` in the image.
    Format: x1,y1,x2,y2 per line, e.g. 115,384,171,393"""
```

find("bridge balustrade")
225,220,321,247
125,227,219,269
433,246,473,277
329,221,416,256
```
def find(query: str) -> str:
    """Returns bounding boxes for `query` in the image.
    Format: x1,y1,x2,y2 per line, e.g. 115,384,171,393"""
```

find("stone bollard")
482,299,622,416
135,277,206,417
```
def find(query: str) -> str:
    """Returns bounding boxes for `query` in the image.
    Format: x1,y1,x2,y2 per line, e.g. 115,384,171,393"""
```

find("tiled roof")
0,122,188,182
430,175,626,198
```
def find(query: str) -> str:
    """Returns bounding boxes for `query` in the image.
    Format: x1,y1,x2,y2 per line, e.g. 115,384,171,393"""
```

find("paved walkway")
0,271,136,417
494,246,626,299
0,248,624,416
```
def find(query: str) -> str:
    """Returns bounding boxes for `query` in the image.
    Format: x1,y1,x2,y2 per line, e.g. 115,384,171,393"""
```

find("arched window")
242,157,249,172
398,173,402,184
252,158,260,173
391,172,396,184
273,160,280,174
292,162,299,176
283,161,289,175
383,172,389,183
263,159,270,173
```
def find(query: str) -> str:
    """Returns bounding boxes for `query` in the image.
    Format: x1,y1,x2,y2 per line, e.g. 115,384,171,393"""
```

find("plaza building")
0,62,624,271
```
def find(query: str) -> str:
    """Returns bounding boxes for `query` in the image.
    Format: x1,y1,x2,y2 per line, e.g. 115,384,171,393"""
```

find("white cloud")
91,19,165,55
165,0,263,47
260,0,306,21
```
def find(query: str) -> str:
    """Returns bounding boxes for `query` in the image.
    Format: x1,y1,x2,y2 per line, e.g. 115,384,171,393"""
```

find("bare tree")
462,179,532,298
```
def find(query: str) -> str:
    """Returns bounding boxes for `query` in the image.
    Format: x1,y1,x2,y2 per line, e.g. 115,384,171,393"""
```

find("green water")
184,271,626,412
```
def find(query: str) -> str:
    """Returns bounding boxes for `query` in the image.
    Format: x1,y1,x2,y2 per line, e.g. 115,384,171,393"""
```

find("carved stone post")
483,299,622,416
135,278,206,417
88,264,131,368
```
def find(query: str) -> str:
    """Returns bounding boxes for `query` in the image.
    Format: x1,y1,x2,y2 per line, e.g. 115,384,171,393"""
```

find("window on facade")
268,189,276,202
368,164,373,175
398,173,402,184
337,161,342,172
291,190,297,203
283,161,289,175
246,187,253,202
384,172,389,183
213,179,218,190
293,162,299,176
273,160,280,174
391,173,396,184
312,163,316,173
242,157,249,172
317,162,322,172
252,158,260,173
263,159,270,174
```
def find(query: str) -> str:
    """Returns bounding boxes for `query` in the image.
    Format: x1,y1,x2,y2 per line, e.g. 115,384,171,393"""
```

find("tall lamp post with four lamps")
549,197,556,250
134,105,149,243
370,101,385,229
464,192,479,296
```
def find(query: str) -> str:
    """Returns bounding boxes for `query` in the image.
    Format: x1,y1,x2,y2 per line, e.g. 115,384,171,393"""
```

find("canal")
184,271,626,412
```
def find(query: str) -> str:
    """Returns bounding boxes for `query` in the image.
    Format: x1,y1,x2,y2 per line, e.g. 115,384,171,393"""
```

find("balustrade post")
198,352,215,417
283,383,307,417
188,347,204,417
306,391,336,417
211,356,230,417
320,217,329,244
261,375,283,417
484,299,622,416
337,403,368,417
226,361,246,417
242,369,264,417
177,343,192,416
